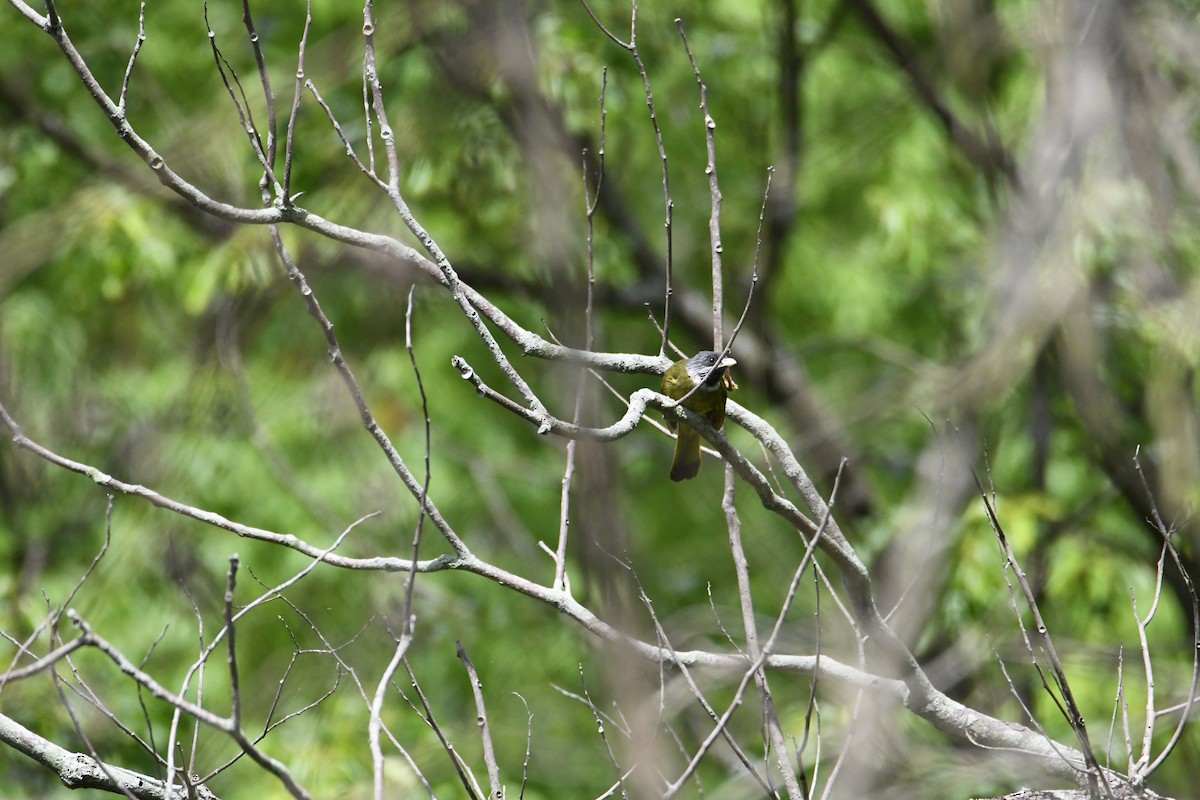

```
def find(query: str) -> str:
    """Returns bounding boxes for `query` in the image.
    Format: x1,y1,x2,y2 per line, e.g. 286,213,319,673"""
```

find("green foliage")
2,0,1198,797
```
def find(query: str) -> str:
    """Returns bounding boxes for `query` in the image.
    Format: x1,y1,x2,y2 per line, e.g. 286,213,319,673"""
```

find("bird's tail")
670,426,702,481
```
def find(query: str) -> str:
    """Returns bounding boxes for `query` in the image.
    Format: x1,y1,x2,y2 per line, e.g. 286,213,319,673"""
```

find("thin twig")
722,472,803,799
165,517,371,794
203,3,280,194
370,630,414,799
581,1,673,355
117,3,146,114
457,642,502,799
224,556,242,729
553,67,609,593
1130,560,1162,772
1131,448,1200,779
578,665,629,799
402,282,433,622
360,0,398,185
283,0,312,200
278,603,435,795
241,0,277,167
677,18,724,350
974,472,1108,795
633,585,777,797
513,692,533,800
404,659,485,799
69,612,313,800
306,77,387,188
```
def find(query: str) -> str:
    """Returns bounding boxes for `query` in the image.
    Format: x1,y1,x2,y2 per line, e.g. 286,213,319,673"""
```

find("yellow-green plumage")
660,351,737,481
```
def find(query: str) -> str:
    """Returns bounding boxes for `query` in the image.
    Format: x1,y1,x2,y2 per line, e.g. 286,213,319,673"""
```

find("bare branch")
370,631,413,800
677,18,725,350
117,3,146,113
0,712,217,800
283,0,312,199
0,400,456,570
67,612,312,799
457,642,503,799
974,473,1107,795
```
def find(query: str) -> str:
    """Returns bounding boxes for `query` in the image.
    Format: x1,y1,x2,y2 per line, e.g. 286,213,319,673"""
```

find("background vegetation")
1,0,1198,797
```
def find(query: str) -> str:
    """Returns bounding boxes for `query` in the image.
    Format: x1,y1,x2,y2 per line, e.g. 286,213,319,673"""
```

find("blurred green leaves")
2,0,1199,797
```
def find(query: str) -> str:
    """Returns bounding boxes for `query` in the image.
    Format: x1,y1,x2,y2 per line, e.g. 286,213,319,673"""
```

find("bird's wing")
707,403,725,430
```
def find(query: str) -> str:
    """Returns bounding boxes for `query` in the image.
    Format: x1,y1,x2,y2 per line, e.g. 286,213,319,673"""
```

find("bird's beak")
720,358,738,390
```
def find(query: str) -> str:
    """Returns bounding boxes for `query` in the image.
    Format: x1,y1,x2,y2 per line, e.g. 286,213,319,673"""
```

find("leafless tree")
1,1,1198,798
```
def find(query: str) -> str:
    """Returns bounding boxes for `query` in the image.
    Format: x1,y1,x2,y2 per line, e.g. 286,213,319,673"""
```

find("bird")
659,350,737,481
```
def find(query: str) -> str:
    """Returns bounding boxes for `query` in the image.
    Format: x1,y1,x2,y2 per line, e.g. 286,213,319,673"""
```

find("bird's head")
685,350,738,391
